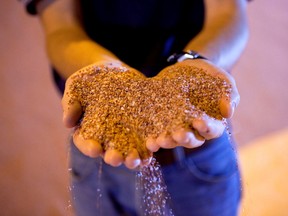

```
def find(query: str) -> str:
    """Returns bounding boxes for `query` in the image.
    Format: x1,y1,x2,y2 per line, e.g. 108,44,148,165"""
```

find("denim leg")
69,131,241,216
69,143,140,216
161,132,242,216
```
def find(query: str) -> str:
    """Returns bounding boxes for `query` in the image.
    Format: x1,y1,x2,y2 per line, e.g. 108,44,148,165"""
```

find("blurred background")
0,0,287,215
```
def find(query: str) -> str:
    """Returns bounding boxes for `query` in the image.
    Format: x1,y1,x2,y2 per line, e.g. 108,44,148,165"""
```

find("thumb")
219,92,240,118
62,77,83,128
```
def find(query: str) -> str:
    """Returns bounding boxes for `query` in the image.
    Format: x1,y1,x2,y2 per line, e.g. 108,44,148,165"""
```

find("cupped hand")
147,59,239,151
62,61,150,169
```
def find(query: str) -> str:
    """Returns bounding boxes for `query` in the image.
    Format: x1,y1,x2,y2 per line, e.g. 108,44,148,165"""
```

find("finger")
171,128,205,148
156,133,178,149
219,94,240,118
192,116,225,140
104,148,124,167
73,132,103,158
62,77,83,128
62,99,82,128
146,137,160,152
124,149,141,169
219,76,240,118
197,60,240,119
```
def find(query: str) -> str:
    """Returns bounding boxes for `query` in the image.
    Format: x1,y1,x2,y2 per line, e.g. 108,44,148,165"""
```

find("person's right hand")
62,61,151,169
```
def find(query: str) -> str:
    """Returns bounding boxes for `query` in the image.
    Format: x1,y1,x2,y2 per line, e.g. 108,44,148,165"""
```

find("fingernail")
228,102,236,118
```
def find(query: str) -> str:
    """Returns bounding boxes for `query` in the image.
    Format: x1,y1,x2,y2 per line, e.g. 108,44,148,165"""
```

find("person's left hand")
146,59,240,152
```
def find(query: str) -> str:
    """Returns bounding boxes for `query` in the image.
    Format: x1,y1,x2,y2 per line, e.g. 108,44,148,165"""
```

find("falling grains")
136,158,174,216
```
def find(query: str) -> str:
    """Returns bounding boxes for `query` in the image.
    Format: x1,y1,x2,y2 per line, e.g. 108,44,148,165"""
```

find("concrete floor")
0,0,287,215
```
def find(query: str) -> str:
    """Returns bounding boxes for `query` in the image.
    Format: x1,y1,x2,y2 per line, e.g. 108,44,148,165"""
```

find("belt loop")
173,147,186,167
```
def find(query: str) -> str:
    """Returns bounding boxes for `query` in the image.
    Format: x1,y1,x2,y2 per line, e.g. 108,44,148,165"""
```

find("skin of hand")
62,61,150,169
146,58,240,152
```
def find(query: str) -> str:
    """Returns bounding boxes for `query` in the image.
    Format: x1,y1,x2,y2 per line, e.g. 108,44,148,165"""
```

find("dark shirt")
80,0,204,77
24,0,205,92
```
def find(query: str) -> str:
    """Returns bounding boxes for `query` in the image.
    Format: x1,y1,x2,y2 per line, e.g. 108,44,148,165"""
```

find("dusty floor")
0,0,287,215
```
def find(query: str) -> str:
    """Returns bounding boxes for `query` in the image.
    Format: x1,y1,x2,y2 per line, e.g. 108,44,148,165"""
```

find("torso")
80,0,205,76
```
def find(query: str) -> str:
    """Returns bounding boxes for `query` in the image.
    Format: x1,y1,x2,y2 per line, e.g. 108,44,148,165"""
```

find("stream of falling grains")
136,158,174,216
67,63,232,215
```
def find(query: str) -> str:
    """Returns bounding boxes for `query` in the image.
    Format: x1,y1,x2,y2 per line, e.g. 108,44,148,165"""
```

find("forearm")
185,0,249,71
38,0,119,79
45,26,119,79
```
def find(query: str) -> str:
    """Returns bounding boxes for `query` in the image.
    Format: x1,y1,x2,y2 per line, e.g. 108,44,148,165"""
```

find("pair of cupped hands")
62,59,240,169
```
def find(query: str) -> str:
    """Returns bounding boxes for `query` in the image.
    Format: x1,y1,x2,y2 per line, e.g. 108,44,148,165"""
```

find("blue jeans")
69,131,241,216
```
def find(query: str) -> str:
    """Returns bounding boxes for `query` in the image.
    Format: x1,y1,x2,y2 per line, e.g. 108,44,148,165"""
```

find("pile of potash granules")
67,63,232,160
